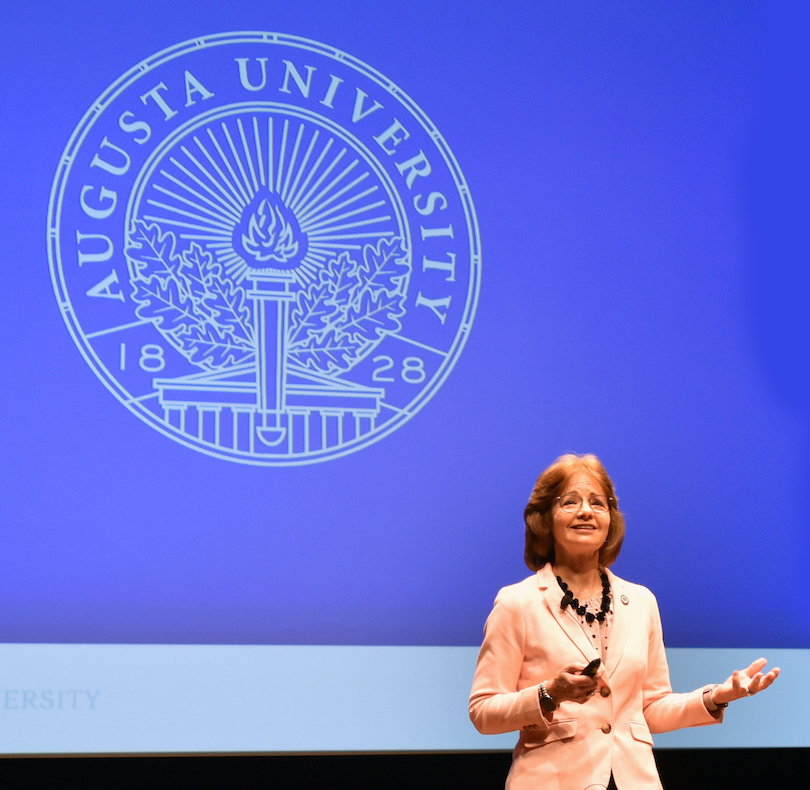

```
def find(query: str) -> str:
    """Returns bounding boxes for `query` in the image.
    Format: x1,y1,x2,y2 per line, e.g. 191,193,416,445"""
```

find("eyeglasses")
557,494,611,513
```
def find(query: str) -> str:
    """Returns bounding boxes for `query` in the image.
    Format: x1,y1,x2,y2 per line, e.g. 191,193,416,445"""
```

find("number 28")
372,355,426,384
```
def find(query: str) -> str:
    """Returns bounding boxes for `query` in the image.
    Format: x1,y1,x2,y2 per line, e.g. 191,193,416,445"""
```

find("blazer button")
601,723,612,734
600,687,611,698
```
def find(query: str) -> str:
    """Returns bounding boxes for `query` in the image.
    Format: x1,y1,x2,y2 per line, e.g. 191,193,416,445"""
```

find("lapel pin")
621,595,629,605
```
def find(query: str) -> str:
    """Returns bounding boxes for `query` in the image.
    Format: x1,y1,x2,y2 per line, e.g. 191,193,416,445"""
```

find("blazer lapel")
537,565,597,662
605,568,631,678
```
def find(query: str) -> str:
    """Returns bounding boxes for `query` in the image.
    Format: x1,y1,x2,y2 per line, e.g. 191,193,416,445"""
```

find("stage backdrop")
0,0,807,753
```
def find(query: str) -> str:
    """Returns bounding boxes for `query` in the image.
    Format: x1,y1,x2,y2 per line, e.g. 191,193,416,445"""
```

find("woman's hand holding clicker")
546,663,600,704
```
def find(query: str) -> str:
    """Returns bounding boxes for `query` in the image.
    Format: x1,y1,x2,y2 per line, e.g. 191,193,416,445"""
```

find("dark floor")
0,749,806,789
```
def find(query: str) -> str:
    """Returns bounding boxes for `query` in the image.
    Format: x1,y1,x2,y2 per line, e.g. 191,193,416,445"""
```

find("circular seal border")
47,32,482,465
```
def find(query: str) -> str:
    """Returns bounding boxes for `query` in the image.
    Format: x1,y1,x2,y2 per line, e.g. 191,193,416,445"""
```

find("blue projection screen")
0,1,807,754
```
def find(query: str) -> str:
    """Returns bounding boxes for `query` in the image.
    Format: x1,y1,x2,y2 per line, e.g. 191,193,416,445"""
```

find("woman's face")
551,471,611,564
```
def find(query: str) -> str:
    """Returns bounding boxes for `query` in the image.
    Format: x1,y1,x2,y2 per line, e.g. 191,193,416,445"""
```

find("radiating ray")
163,160,241,219
225,260,248,280
252,117,265,188
299,186,380,228
207,127,251,205
281,123,305,203
276,119,290,194
309,241,363,251
267,116,275,193
288,138,333,212
298,264,323,280
176,148,243,214
142,215,231,234
190,139,247,210
177,231,231,241
297,160,360,220
309,215,393,235
154,174,241,224
145,198,234,231
176,234,232,242
302,198,386,232
237,118,259,193
292,148,347,215
198,132,247,207
221,122,252,198
310,231,394,241
286,129,319,207
298,263,318,280
218,251,244,272
299,168,368,223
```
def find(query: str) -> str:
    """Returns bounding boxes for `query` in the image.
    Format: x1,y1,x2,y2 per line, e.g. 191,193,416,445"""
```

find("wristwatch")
702,685,728,712
538,682,558,712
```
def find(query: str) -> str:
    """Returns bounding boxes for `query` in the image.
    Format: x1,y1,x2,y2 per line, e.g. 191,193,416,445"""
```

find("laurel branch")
126,220,255,371
287,237,410,373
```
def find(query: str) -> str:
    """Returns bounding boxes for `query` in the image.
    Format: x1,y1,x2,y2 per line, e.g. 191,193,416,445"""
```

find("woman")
469,453,779,790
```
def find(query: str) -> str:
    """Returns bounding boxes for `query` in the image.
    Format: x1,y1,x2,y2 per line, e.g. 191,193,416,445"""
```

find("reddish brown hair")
523,453,625,570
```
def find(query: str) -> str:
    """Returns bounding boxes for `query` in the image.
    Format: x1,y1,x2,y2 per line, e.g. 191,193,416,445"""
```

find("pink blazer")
469,565,721,790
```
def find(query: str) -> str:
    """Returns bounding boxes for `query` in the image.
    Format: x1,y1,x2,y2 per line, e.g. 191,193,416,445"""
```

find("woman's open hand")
546,662,601,704
711,657,780,706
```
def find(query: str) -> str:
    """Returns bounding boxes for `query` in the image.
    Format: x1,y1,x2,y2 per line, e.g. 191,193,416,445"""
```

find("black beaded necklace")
556,571,611,623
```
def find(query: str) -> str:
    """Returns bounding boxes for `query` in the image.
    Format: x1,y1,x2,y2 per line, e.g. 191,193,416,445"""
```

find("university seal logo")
48,33,480,464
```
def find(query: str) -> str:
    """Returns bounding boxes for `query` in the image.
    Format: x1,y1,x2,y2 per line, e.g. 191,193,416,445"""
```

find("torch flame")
241,197,299,264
